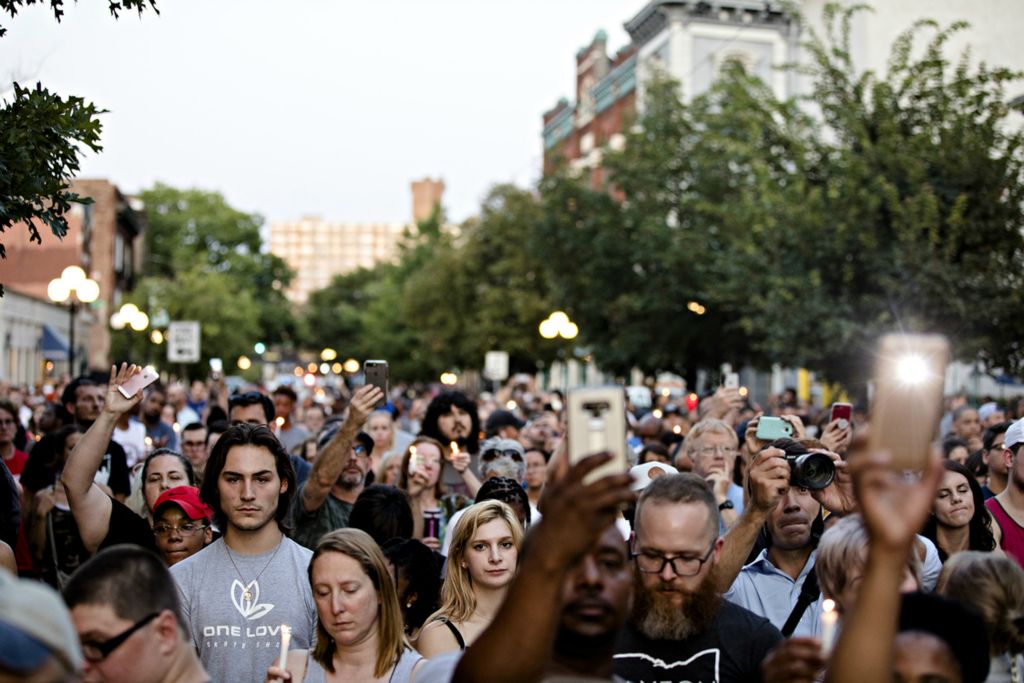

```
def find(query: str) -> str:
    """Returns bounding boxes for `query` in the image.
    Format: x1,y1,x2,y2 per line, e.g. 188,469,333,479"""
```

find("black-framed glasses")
633,543,716,577
481,449,523,462
81,612,160,662
152,522,208,537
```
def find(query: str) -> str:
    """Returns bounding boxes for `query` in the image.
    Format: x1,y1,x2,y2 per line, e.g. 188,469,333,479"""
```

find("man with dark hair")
228,390,311,487
987,417,1024,567
483,409,525,440
420,391,481,496
21,376,131,504
63,545,209,683
272,385,308,453
982,420,1013,499
140,387,178,451
290,385,381,550
950,405,983,451
614,473,781,682
179,423,209,485
170,423,316,682
348,483,414,547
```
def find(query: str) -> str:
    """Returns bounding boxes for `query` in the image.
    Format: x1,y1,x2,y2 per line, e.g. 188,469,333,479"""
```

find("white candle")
820,598,838,656
278,624,291,668
449,441,459,460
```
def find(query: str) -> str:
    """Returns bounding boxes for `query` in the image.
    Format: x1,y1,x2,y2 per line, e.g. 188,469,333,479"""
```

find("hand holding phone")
364,360,388,408
118,366,159,399
567,387,627,485
829,403,853,430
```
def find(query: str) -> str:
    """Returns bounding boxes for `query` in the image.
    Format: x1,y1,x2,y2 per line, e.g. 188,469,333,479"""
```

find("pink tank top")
986,498,1024,568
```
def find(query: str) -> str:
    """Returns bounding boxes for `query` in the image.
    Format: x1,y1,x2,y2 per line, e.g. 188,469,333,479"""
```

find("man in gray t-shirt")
170,421,318,683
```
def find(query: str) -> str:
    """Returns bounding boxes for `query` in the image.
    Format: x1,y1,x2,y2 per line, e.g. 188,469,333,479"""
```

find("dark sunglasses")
81,612,160,663
481,449,524,461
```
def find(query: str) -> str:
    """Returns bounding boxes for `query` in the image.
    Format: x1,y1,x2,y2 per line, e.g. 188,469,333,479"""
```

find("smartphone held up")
117,366,160,399
567,386,628,484
868,333,950,471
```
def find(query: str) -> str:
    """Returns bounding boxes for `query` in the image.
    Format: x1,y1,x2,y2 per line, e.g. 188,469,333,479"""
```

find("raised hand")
810,450,856,515
820,419,853,454
747,447,790,514
851,448,943,553
104,363,145,417
348,385,383,425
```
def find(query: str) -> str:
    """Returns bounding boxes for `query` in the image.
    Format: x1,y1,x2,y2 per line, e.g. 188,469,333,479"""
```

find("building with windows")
0,178,144,376
543,0,1024,183
270,178,445,304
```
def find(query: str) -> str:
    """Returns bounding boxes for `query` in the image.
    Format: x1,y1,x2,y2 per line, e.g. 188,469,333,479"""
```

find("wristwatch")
718,500,735,511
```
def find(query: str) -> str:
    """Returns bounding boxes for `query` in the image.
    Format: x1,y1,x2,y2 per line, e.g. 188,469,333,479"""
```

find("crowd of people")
1,365,1023,682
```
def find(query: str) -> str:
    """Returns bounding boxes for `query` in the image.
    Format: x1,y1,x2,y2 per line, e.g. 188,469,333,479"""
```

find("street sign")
484,351,509,381
167,321,201,363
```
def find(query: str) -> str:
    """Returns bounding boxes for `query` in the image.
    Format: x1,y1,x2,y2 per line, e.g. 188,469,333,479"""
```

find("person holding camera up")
712,438,854,638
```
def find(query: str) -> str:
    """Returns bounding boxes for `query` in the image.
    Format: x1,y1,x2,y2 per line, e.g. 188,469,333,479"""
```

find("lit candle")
673,425,682,434
275,416,285,430
820,598,838,656
449,441,459,460
278,624,291,668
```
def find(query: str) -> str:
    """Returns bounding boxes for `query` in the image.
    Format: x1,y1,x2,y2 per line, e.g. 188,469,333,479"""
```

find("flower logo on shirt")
230,580,274,620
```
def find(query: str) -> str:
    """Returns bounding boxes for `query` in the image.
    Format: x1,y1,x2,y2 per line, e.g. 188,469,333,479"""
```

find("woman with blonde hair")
267,528,424,682
415,500,523,656
937,551,1024,683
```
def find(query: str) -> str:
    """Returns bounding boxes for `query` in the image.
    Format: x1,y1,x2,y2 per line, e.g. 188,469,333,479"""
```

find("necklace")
224,540,282,601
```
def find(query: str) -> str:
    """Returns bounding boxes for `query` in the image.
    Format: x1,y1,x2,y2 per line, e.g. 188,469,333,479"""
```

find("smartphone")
724,372,739,389
869,333,950,470
567,386,628,484
756,416,794,441
363,360,388,408
118,367,159,399
830,402,853,428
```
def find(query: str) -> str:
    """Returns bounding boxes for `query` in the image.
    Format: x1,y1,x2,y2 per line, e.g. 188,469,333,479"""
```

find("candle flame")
822,598,835,613
450,441,459,454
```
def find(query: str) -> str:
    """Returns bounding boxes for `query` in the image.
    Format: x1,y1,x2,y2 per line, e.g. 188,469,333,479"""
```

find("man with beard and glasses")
615,473,781,683
290,384,382,550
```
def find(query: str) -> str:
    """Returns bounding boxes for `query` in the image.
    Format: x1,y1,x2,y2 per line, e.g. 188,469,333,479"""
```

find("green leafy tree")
0,0,157,292
136,183,299,346
110,266,261,378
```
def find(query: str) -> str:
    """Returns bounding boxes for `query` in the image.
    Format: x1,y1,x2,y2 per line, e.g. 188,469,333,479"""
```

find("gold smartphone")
567,386,628,484
869,334,950,470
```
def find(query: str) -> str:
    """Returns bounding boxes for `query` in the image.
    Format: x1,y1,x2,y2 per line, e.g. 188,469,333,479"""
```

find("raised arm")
451,453,635,683
824,449,942,683
300,385,381,513
64,364,144,553
715,447,789,592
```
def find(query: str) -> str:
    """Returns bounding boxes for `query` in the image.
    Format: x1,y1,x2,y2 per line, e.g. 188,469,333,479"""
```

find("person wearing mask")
415,500,522,657
267,529,425,682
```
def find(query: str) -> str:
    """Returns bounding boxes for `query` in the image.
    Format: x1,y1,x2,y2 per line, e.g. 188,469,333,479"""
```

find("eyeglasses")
353,444,368,457
991,443,1005,451
481,449,524,462
152,522,208,537
633,543,716,577
695,445,737,458
81,612,159,663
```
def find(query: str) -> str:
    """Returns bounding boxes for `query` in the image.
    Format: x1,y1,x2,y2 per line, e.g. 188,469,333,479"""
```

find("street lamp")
48,266,99,376
539,311,579,340
111,303,150,363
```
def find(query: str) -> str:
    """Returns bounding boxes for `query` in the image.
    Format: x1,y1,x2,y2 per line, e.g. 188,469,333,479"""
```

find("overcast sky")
1,1,638,226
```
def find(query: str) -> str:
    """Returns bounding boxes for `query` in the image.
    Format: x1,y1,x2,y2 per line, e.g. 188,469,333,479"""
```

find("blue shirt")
724,548,821,638
718,482,746,534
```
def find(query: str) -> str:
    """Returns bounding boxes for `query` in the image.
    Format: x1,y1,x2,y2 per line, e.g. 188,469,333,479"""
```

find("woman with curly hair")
922,459,997,563
415,500,523,657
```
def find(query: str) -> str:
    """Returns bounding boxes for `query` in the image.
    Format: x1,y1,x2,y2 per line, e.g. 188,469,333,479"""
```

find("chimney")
411,177,445,223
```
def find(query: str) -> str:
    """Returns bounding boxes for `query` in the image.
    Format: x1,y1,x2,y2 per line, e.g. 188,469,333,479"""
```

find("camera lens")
792,452,835,490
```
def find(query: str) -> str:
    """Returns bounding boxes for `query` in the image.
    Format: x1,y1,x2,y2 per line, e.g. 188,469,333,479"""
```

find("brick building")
0,179,144,374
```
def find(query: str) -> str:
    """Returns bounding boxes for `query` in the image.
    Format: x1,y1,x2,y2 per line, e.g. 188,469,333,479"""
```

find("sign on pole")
484,351,509,382
167,321,201,363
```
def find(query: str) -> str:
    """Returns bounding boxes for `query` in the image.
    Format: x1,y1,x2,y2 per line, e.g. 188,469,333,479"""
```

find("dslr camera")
770,438,835,490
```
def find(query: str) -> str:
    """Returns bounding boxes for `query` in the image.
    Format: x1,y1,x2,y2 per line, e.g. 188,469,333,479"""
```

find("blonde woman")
268,529,424,682
415,500,523,656
937,552,1024,683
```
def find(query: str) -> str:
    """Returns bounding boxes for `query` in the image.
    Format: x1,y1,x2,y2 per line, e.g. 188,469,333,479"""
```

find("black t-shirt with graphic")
21,435,130,497
613,600,782,683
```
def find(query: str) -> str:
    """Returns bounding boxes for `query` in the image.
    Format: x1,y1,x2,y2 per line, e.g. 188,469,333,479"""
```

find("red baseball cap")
153,486,213,522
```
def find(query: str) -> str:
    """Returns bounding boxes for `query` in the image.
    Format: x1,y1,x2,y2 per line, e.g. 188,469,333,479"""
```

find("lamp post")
47,266,99,376
110,303,150,364
539,311,579,388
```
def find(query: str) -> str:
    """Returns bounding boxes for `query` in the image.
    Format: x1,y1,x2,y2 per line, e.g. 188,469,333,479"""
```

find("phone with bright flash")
868,334,950,470
567,386,628,484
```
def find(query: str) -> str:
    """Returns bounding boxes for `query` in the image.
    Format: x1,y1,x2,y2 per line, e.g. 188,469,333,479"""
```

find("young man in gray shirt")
171,423,316,683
